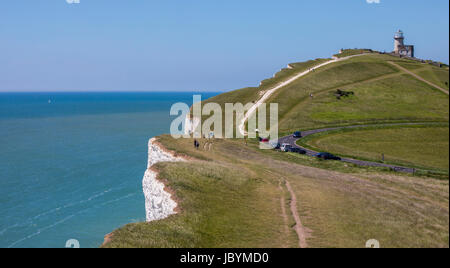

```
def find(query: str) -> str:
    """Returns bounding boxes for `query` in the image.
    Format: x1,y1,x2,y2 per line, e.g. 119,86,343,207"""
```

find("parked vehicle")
315,152,341,160
270,141,281,150
293,131,302,138
290,147,307,154
261,138,270,143
280,143,292,152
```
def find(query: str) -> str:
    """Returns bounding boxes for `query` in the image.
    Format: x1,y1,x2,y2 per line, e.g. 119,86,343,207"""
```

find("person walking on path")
194,139,199,150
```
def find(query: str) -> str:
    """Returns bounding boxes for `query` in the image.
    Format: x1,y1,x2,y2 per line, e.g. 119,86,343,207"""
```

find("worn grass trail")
104,52,449,248
268,170,308,248
278,68,415,128
238,54,369,136
277,181,291,246
104,136,449,248
285,180,308,248
389,61,449,95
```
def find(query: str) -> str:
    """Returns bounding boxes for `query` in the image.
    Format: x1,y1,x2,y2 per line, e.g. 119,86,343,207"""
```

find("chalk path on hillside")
268,169,309,248
238,53,368,136
285,179,308,248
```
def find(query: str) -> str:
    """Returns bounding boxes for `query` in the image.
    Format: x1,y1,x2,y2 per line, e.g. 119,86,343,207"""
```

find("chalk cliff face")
143,138,185,222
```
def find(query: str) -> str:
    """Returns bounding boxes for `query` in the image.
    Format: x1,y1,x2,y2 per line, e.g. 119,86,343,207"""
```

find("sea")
0,92,218,248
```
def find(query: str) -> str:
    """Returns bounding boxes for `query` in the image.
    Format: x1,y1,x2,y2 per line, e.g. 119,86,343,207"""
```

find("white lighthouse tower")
394,30,405,53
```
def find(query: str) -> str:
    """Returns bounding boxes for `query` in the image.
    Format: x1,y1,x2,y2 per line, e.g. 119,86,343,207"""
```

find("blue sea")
0,92,217,248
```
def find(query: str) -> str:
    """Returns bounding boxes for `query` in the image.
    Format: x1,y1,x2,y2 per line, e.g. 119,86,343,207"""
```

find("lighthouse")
394,30,405,53
393,30,414,58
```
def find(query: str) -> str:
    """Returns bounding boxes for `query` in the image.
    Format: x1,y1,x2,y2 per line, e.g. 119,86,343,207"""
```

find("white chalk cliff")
143,138,185,222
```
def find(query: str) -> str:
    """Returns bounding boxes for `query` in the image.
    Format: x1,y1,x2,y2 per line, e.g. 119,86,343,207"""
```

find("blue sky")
0,0,448,92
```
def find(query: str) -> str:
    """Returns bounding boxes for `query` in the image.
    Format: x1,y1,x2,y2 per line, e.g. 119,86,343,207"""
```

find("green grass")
303,126,449,171
414,67,450,90
270,54,449,133
268,58,400,125
334,49,374,58
200,53,448,135
259,59,330,89
104,136,449,248
104,161,297,248
202,58,330,108
105,52,450,248
197,58,330,135
394,60,449,90
287,170,449,248
395,61,427,71
279,73,449,132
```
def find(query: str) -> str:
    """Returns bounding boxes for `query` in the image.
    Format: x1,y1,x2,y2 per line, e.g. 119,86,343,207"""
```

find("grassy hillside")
280,74,448,131
196,58,330,135
106,160,298,248
414,67,450,90
104,136,449,248
202,58,330,108
393,60,449,90
266,54,449,133
105,51,449,248
395,61,428,71
334,49,373,58
302,125,449,171
199,53,448,135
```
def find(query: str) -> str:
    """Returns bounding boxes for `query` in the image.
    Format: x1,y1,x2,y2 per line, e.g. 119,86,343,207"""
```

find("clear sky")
0,0,448,92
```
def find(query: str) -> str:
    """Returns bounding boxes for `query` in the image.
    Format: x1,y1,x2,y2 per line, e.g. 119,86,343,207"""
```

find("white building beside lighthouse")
393,30,414,58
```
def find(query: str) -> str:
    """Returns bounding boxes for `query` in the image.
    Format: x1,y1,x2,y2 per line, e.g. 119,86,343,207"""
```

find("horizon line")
0,90,224,94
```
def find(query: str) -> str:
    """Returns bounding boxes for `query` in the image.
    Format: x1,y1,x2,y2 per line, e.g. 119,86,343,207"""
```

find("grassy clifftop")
104,136,449,248
202,58,330,108
201,52,448,134
267,54,448,133
104,51,449,248
334,49,374,58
